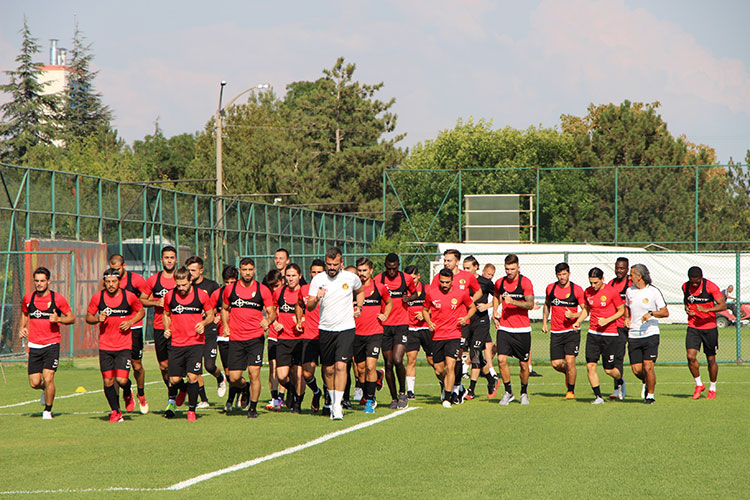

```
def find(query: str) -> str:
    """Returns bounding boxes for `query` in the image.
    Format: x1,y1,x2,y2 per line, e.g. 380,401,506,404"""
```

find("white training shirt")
625,284,666,339
308,269,362,332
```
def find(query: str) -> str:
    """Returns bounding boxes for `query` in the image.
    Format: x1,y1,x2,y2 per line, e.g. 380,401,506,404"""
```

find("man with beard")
306,247,364,420
142,246,178,396
86,268,145,422
19,267,75,420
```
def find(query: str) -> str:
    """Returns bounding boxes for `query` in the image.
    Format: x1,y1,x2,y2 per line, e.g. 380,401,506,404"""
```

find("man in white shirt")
624,264,669,404
306,247,364,420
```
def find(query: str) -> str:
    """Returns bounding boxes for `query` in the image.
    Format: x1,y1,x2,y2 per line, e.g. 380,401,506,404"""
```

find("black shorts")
130,327,144,360
217,340,230,369
28,344,60,374
382,324,408,351
406,328,433,355
628,336,659,365
267,338,278,361
469,315,492,347
550,331,581,360
460,324,471,349
432,338,461,364
227,338,265,370
153,328,171,363
686,327,719,356
99,349,132,377
319,328,355,366
353,334,383,363
277,339,303,367
168,344,204,377
585,334,622,369
299,339,320,365
203,331,218,363
496,329,531,362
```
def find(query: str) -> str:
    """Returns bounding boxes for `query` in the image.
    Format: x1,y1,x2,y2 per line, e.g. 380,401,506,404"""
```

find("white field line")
0,381,162,409
0,407,420,495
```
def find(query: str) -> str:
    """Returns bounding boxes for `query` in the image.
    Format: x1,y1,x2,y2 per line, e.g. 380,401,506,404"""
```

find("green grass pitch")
0,351,748,499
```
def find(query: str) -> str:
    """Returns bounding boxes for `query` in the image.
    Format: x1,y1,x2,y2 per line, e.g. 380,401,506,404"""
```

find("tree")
59,22,113,141
189,58,405,214
131,122,196,182
0,18,60,163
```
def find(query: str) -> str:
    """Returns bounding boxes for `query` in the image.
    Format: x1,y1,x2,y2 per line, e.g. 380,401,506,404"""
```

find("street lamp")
214,82,270,275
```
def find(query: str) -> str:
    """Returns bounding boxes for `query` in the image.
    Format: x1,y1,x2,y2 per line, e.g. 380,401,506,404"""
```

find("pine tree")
59,22,112,141
0,17,61,163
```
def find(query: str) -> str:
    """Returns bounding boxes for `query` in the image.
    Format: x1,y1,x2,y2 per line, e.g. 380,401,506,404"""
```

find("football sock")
504,382,512,394
406,376,415,393
104,385,119,411
187,382,199,411
198,385,208,402
521,383,528,395
593,386,602,398
306,377,319,393
121,379,132,397
469,380,477,392
695,376,703,386
365,381,376,400
567,383,575,392
137,387,145,397
45,404,52,412
709,381,717,391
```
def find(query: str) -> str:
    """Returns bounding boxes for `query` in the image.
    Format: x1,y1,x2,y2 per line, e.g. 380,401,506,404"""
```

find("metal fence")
0,164,383,359
383,164,750,251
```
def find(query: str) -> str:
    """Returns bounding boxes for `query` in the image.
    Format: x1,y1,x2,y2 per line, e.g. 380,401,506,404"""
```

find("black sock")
249,400,258,412
365,381,376,400
121,379,132,398
227,386,239,404
306,377,320,394
567,383,575,392
521,383,528,395
280,380,292,392
355,379,363,389
593,386,602,398
504,382,512,394
454,360,463,385
297,392,305,405
163,376,170,389
617,378,624,387
44,404,52,412
137,387,145,397
168,383,179,400
187,381,199,411
271,389,279,400
484,372,495,383
469,380,477,392
343,361,352,401
179,380,187,391
216,372,225,384
104,385,120,411
198,385,208,403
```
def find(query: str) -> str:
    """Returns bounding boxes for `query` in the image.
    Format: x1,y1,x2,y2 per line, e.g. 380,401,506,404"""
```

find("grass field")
0,350,748,499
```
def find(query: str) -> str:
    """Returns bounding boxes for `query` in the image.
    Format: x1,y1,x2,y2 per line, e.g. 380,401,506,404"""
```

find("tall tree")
132,122,196,182
59,22,112,141
0,18,60,163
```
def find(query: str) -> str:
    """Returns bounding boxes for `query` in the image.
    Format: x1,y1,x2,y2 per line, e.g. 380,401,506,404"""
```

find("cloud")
529,0,750,114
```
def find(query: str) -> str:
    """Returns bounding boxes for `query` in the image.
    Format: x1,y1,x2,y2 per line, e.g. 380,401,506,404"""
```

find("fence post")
535,168,540,243
51,171,56,239
97,179,103,243
736,251,742,363
694,165,699,251
69,251,75,359
614,166,619,245
458,169,462,242
117,183,122,255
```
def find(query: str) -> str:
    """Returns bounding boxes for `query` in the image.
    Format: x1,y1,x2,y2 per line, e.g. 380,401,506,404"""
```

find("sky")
1,0,749,163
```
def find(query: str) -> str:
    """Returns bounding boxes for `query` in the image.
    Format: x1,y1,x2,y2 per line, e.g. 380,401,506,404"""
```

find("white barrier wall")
432,243,747,324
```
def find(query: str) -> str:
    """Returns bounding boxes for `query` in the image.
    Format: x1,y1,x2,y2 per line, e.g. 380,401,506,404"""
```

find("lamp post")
214,82,270,277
